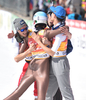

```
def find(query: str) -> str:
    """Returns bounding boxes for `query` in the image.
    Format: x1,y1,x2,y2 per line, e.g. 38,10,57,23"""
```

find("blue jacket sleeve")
66,39,73,55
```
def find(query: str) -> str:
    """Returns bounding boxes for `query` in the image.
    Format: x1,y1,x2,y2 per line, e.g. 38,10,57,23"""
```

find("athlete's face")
47,14,53,27
18,25,28,37
49,13,55,22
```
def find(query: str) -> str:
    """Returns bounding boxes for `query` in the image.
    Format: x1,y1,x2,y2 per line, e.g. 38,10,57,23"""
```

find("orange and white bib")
51,33,68,58
28,30,50,59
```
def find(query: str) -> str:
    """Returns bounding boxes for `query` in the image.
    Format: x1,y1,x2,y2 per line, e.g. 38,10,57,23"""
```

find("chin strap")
35,27,44,33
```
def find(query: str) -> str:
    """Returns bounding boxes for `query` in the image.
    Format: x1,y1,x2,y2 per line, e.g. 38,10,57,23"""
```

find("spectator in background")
38,0,43,10
64,0,72,16
53,0,59,7
26,0,33,16
83,11,86,21
43,0,59,13
43,0,52,13
65,0,71,7
59,0,67,7
35,0,43,11
80,3,85,20
65,5,70,16
67,5,82,20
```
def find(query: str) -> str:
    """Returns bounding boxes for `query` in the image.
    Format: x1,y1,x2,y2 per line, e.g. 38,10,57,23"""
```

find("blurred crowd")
33,0,86,21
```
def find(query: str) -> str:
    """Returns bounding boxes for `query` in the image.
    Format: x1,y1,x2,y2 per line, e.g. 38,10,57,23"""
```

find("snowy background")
0,10,86,100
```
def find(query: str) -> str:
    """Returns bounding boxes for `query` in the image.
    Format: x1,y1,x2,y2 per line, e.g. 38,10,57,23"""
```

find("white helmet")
33,11,47,27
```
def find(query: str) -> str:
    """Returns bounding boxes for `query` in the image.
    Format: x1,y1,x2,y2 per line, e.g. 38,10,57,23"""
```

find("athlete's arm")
44,26,66,39
63,31,72,39
32,32,66,56
37,40,55,56
14,43,36,62
15,37,35,62
31,32,54,56
44,26,71,40
42,37,52,47
18,37,28,54
63,26,72,39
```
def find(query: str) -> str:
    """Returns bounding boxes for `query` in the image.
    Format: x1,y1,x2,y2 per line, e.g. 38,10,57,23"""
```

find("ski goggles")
20,27,28,32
